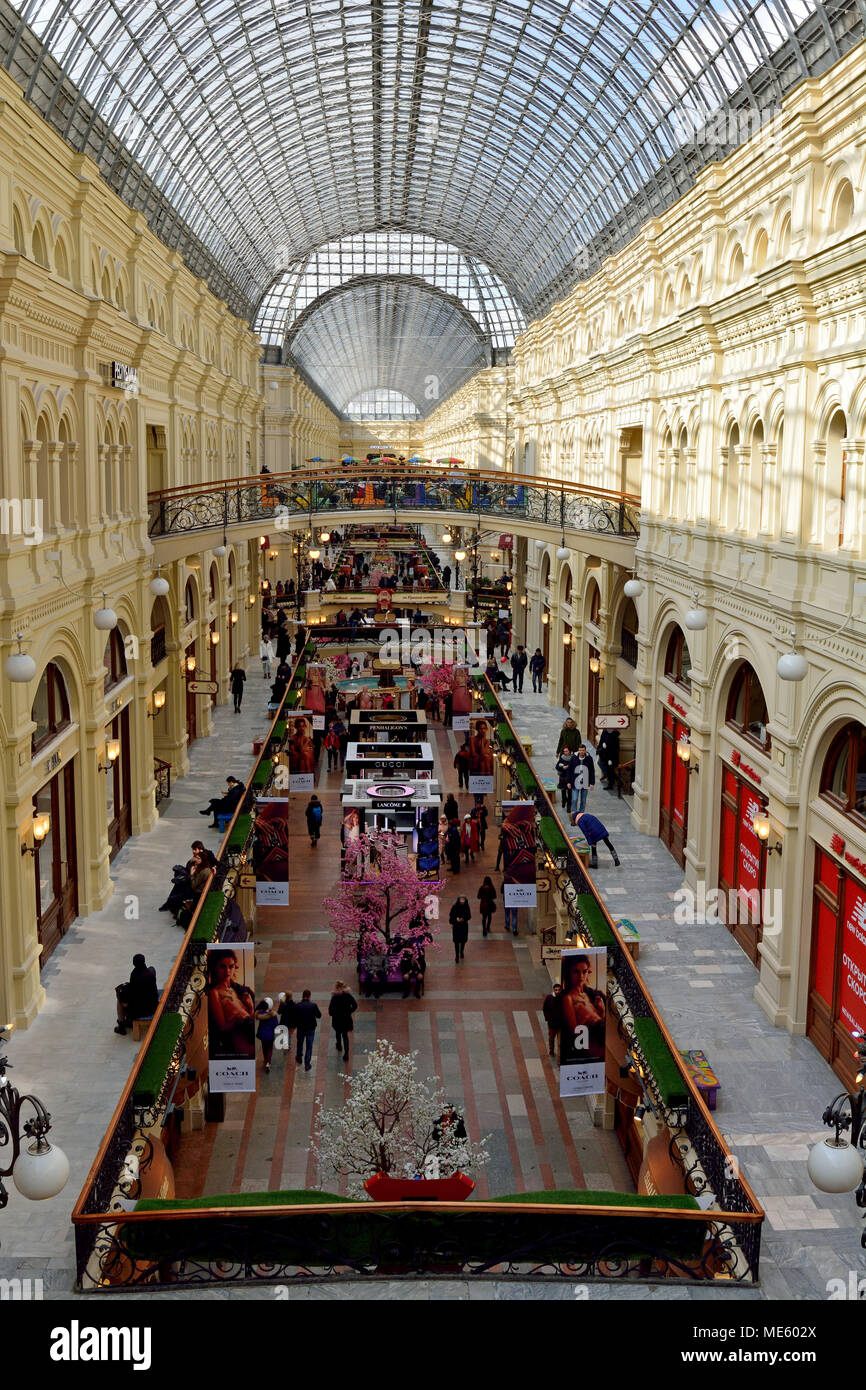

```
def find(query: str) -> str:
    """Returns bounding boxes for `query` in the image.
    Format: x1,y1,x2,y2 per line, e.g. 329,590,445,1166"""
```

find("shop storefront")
809,844,866,1088
718,758,767,965
105,707,132,859
186,641,197,745
33,761,78,964
659,697,690,867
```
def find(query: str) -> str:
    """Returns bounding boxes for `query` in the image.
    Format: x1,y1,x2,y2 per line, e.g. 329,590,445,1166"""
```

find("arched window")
562,568,572,606
620,597,638,667
752,228,768,272
185,578,196,623
209,563,219,602
13,206,25,255
588,581,600,626
31,663,71,752
228,553,235,590
821,722,866,822
832,179,854,235
539,552,550,591
729,243,744,283
32,223,49,269
664,628,691,691
54,236,70,281
726,662,771,751
103,628,128,695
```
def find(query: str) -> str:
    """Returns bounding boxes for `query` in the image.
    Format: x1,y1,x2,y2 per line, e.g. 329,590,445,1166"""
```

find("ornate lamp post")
808,1033,866,1241
0,1029,69,1214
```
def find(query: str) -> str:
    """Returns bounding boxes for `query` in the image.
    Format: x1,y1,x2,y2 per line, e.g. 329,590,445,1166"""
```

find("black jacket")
230,669,246,694
542,992,562,1026
449,901,471,941
127,964,158,1019
328,991,358,1032
294,999,321,1032
278,998,298,1028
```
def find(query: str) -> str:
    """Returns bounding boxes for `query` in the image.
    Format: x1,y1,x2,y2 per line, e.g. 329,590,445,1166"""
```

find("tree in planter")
417,661,457,700
312,1040,490,1197
323,832,441,965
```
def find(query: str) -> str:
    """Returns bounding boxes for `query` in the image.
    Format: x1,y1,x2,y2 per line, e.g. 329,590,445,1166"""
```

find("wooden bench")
614,916,641,960
132,990,164,1041
678,1049,721,1110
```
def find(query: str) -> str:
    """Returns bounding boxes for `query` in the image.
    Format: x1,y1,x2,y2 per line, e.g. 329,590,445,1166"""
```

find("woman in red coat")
461,813,479,864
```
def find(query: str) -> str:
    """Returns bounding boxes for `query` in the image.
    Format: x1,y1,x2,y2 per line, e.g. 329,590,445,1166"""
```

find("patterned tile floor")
0,671,860,1302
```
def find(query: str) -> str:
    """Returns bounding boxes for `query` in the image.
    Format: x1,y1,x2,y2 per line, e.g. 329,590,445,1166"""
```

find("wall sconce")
624,691,642,717
148,690,166,718
541,612,549,625
261,579,271,593
589,656,600,674
186,655,197,673
677,740,699,773
98,738,121,773
505,580,513,593
268,550,278,561
210,630,220,646
259,536,267,548
231,612,238,625
21,812,50,856
563,632,571,647
249,594,256,606
752,813,782,855
520,595,527,608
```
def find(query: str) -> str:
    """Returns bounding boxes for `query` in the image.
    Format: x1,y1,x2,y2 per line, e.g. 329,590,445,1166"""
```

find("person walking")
255,996,278,1073
510,645,528,692
328,980,358,1063
474,802,488,851
542,982,563,1057
450,896,471,962
454,743,470,790
230,663,246,713
556,717,582,756
277,991,297,1057
305,794,323,847
477,876,497,936
461,812,479,864
596,728,620,791
443,792,459,823
495,825,507,871
529,648,546,693
324,722,341,772
555,747,578,811
259,636,275,680
570,744,596,818
295,989,321,1071
504,906,519,936
445,820,462,875
573,810,621,868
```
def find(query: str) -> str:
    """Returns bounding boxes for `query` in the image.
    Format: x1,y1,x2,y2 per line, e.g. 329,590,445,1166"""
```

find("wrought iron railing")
147,467,640,541
150,626,167,667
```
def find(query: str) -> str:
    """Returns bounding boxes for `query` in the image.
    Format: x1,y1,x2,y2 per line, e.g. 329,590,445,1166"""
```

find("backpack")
309,802,323,825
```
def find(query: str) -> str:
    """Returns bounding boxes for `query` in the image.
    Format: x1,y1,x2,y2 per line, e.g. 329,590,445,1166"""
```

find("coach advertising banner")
501,800,537,907
252,796,289,906
304,664,327,718
206,941,256,1093
468,715,495,795
559,946,607,1098
286,710,316,791
451,664,472,733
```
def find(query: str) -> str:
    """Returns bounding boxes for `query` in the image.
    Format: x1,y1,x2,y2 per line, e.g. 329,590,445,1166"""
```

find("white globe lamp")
807,1136,864,1193
94,592,118,631
624,577,644,599
5,633,36,683
12,1136,70,1201
777,632,808,682
684,593,707,631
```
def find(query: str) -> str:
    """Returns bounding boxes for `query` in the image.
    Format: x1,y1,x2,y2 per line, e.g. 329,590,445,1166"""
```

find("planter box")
363,1172,475,1202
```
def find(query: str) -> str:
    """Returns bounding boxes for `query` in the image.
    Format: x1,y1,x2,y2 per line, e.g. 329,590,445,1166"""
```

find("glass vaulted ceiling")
286,276,491,419
8,0,851,327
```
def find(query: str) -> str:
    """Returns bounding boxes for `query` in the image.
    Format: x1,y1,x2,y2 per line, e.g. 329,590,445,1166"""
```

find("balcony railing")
148,466,640,542
150,626,167,667
621,628,638,667
153,758,171,806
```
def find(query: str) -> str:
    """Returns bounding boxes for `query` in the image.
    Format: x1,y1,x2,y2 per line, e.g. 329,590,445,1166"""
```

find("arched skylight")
345,390,421,421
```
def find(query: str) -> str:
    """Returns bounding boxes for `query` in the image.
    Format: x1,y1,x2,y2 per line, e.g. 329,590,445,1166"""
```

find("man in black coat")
115,954,158,1034
510,645,528,692
327,981,358,1062
596,729,620,790
542,982,563,1057
295,989,322,1071
200,776,244,828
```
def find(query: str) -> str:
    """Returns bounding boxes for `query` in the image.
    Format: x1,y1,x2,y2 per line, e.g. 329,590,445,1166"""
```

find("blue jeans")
504,907,519,935
570,786,588,816
296,1029,315,1067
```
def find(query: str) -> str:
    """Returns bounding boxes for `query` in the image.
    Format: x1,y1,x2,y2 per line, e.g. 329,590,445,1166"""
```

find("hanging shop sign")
501,801,537,908
110,361,139,392
559,946,607,1098
468,715,495,794
595,714,630,730
206,941,256,1094
187,679,219,694
252,796,289,907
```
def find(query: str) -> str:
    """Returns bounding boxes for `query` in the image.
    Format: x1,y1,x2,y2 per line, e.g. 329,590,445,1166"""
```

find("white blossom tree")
312,1040,490,1198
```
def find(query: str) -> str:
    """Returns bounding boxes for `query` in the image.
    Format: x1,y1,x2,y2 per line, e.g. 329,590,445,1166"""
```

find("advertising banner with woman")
206,942,256,1093
304,664,327,723
468,715,495,794
253,796,289,906
501,800,537,907
451,664,472,732
286,711,316,791
559,946,607,1097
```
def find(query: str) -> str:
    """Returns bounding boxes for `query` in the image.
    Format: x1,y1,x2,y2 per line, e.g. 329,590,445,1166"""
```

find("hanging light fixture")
213,535,228,557
319,531,330,543
5,633,36,683
535,539,546,551
150,566,170,598
556,531,569,561
454,549,466,563
624,574,644,599
186,655,197,673
210,631,220,646
442,531,452,544
308,548,321,561
589,656,600,674
777,631,808,682
94,591,117,631
684,592,707,631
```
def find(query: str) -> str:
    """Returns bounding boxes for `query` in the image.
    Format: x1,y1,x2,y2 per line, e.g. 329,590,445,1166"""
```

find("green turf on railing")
136,1191,354,1211
492,1191,698,1208
633,1018,690,1108
191,891,225,945
133,1013,183,1107
482,691,499,711
577,894,616,948
227,813,252,853
539,816,568,857
251,758,272,790
515,761,539,795
496,720,515,745
295,665,306,684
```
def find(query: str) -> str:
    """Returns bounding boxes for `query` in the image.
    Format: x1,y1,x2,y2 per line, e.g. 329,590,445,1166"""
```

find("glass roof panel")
7,0,848,324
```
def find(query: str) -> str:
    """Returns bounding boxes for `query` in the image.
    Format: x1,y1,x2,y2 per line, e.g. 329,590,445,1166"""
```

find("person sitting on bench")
115,954,159,1035
200,776,244,829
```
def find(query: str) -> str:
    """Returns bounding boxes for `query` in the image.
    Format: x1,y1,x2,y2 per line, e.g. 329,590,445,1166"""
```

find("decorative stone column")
841,438,864,554
759,442,778,535
808,440,826,546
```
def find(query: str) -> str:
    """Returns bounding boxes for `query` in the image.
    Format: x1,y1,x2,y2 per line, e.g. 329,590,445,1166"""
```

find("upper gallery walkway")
146,465,640,569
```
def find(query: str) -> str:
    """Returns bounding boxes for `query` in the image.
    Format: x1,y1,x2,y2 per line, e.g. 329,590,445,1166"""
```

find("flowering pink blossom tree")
418,662,457,699
323,831,441,964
